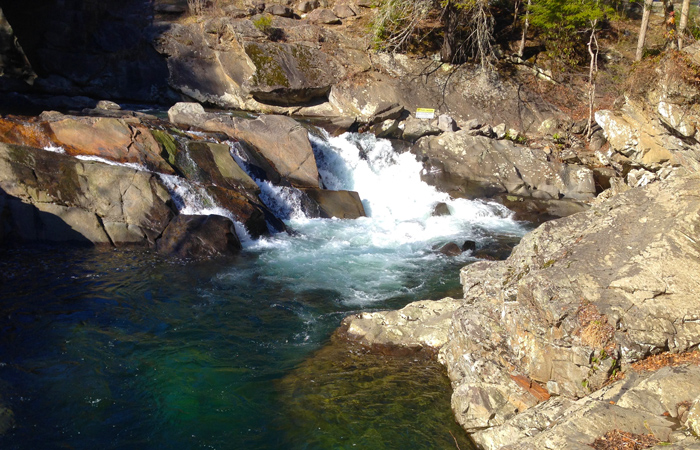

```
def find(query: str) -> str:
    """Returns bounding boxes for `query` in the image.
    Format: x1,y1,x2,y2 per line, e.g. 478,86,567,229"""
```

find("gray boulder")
168,102,208,128
296,0,319,12
204,114,321,188
413,132,596,200
0,143,174,246
402,116,441,143
306,8,341,24
300,188,366,218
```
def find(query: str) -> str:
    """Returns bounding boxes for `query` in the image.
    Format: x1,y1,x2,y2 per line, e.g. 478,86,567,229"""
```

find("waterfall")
158,174,253,245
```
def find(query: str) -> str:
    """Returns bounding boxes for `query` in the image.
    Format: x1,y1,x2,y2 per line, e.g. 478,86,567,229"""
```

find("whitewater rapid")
218,130,526,307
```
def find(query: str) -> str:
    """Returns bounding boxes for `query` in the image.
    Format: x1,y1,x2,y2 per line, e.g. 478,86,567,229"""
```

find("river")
0,130,527,449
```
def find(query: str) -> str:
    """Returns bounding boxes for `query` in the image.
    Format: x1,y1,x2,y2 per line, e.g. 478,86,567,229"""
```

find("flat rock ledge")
341,173,700,449
339,298,463,356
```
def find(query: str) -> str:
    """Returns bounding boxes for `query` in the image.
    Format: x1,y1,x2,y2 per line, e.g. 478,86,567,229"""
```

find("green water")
0,244,481,450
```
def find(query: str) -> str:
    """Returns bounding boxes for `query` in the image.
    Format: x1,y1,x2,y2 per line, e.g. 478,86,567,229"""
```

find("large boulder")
156,214,242,258
413,131,596,200
204,114,320,188
46,116,175,173
0,143,175,245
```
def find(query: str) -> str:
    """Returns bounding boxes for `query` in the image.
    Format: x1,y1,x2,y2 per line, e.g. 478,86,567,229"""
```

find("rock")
168,102,208,128
183,141,259,191
156,214,242,259
432,202,450,216
491,366,700,450
300,188,366,218
340,297,464,352
402,117,441,143
2,0,171,102
493,123,507,139
413,132,596,200
686,397,700,436
205,114,320,188
440,174,700,438
627,168,658,188
243,41,345,105
47,116,174,174
96,100,121,111
157,21,346,108
368,103,405,125
461,240,476,252
266,4,293,16
0,143,174,246
306,8,341,24
538,117,559,135
438,242,462,256
436,114,459,132
296,0,319,12
596,97,700,173
465,118,482,130
369,119,402,139
476,124,495,138
333,3,357,18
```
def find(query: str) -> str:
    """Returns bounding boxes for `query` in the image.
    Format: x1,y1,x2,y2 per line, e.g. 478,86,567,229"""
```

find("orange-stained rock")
48,117,174,174
0,116,56,149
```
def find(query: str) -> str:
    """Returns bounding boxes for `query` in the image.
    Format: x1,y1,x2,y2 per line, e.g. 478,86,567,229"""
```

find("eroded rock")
413,132,596,200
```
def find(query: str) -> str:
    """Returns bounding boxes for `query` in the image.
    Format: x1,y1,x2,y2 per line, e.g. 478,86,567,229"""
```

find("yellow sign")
415,108,435,119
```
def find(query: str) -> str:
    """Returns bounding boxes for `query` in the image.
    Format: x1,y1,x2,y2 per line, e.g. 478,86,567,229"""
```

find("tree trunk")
678,0,691,49
635,0,654,61
517,0,531,58
441,1,458,63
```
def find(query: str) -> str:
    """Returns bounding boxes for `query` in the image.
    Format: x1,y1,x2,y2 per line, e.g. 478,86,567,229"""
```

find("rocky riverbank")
340,46,700,449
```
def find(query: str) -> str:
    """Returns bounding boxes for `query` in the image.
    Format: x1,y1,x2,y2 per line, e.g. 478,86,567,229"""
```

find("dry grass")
576,301,616,354
590,429,659,450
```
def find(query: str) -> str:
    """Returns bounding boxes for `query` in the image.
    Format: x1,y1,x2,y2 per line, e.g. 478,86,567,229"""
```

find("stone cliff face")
0,0,171,103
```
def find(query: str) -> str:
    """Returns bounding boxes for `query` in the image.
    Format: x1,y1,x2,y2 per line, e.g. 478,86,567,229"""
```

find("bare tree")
635,0,654,61
517,0,531,58
677,0,691,49
586,21,599,140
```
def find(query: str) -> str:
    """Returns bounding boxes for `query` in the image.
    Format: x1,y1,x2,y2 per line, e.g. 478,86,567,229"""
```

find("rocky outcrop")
489,365,700,450
156,214,242,258
595,49,700,181
342,173,700,448
413,131,596,200
340,298,463,352
0,142,174,245
155,16,351,110
0,0,172,102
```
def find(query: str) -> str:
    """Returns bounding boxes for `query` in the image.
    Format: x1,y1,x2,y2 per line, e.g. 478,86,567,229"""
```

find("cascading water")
220,130,524,307
0,127,528,450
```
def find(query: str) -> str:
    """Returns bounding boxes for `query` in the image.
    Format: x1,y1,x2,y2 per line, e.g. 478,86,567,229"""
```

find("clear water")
0,132,527,449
